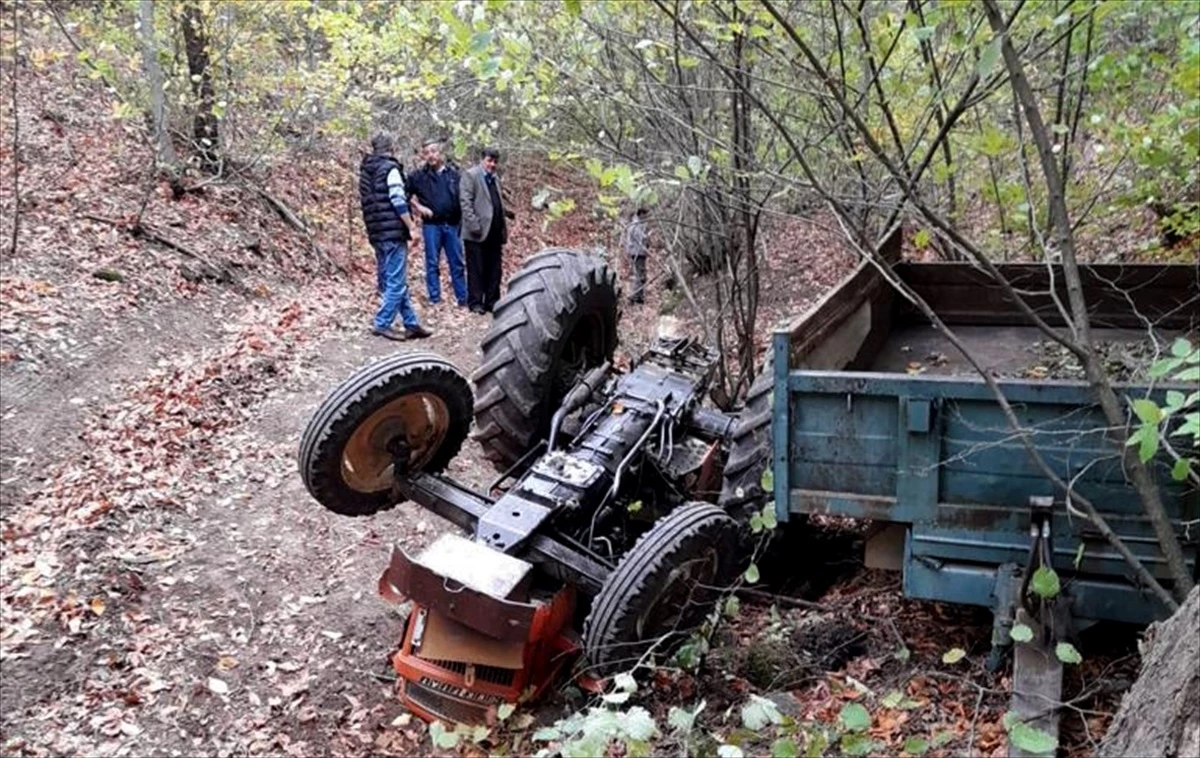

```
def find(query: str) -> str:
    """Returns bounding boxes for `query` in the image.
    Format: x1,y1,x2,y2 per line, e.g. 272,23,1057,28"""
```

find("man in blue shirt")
358,134,431,340
407,139,468,307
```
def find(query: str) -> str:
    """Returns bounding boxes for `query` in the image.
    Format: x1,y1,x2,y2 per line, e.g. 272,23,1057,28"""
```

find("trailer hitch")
1019,496,1070,643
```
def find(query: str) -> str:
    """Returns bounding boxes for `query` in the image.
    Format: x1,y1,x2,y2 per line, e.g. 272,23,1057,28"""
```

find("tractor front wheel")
298,352,474,517
582,503,742,676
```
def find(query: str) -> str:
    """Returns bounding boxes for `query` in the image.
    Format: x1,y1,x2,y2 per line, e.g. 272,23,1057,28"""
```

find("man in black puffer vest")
359,134,431,340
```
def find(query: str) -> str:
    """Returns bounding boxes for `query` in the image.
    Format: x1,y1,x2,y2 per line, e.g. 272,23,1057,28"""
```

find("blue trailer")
720,255,1198,752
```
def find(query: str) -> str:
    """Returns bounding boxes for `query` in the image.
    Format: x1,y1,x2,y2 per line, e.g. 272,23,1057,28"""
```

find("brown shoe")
405,325,433,339
371,326,405,341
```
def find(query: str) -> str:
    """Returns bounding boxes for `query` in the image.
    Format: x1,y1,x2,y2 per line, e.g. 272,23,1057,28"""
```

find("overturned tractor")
299,249,764,724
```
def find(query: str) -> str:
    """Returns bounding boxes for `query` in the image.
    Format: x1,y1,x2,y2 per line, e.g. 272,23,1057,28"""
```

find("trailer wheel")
719,358,774,508
299,352,473,517
582,503,742,676
472,249,619,472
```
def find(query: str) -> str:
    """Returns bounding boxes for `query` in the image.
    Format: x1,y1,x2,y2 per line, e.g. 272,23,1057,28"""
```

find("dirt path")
0,273,509,757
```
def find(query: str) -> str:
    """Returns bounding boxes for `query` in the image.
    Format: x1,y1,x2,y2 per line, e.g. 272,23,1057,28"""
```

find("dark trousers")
629,255,647,303
465,237,503,311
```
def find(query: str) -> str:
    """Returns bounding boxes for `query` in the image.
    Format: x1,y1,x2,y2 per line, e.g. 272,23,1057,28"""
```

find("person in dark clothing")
407,139,468,307
624,206,649,304
459,147,513,314
358,133,431,340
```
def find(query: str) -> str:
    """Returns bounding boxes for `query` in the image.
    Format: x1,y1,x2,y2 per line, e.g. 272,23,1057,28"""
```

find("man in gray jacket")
459,147,511,314
624,206,649,304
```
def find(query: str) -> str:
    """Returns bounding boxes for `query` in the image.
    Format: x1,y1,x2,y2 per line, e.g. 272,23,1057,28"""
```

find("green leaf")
760,503,778,530
673,165,690,181
912,25,936,42
931,730,955,747
976,126,1011,157
724,595,741,618
1010,623,1034,643
666,708,691,732
760,467,774,492
1055,642,1082,664
977,37,1002,78
942,647,967,664
841,733,880,756
1008,721,1058,755
1074,542,1086,570
1172,337,1193,357
468,30,494,55
469,724,491,743
749,513,764,533
429,721,461,749
882,690,904,708
668,701,703,732
1030,566,1061,598
771,738,800,758
672,636,709,670
717,745,745,758
744,563,760,584
497,702,516,721
1138,426,1160,462
804,726,830,758
623,706,658,741
532,726,561,741
913,228,931,249
1149,356,1183,378
1133,398,1163,425
839,702,871,732
626,740,651,758
613,672,638,693
742,695,783,730
1172,459,1191,481
1174,413,1200,439
626,500,642,514
894,646,911,662
564,0,581,16
1165,390,1187,412
903,736,930,756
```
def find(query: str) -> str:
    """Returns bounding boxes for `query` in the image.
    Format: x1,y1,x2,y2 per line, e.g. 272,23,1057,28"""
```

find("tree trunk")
181,1,219,171
138,0,177,169
730,18,759,400
1099,586,1199,758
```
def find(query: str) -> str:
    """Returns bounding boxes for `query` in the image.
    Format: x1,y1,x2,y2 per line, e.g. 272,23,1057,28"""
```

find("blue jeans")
373,240,421,331
422,223,467,305
375,250,386,294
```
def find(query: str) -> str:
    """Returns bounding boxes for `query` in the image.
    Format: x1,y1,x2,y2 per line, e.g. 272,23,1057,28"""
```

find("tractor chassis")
393,472,614,596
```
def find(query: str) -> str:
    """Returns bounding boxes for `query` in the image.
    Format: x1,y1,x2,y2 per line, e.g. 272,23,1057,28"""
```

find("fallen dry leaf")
391,713,412,728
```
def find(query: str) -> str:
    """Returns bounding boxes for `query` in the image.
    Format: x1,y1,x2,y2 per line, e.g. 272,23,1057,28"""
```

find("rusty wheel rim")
341,393,450,493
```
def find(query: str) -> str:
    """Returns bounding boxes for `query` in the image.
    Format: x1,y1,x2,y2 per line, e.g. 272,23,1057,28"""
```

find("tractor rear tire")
719,358,774,508
582,503,742,676
472,249,619,472
299,352,474,517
